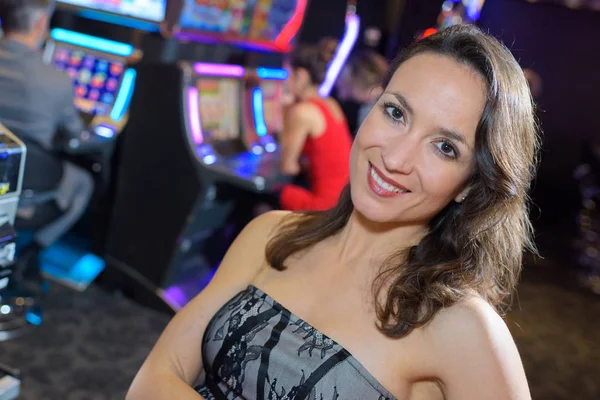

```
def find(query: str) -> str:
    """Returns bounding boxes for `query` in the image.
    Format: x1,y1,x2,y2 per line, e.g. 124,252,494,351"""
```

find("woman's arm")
431,298,531,400
280,104,312,176
126,211,289,399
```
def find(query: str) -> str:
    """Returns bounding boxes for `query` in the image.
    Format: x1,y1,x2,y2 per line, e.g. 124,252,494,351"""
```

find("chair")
14,138,64,231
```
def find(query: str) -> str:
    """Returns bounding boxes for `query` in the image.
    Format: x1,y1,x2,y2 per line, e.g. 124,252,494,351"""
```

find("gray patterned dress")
196,285,395,399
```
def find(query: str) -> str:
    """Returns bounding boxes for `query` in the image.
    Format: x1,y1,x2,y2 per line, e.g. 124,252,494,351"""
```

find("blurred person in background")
523,68,542,99
275,44,353,211
0,0,93,293
336,49,389,129
574,135,600,294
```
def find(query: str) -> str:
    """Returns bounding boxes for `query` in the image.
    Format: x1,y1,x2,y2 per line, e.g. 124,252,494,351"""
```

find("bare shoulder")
242,210,294,242
426,297,515,366
229,211,291,257
432,296,512,343
288,102,320,122
424,297,531,400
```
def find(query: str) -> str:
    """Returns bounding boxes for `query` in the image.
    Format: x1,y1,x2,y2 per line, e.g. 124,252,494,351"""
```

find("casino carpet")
0,260,598,399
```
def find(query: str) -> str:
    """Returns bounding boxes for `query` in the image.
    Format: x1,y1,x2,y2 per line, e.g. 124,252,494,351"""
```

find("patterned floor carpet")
0,284,170,400
0,262,598,399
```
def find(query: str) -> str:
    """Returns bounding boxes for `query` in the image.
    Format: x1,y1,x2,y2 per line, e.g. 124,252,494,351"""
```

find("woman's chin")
351,189,400,224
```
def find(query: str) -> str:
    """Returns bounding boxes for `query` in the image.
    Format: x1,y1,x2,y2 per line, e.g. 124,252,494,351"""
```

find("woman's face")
283,62,310,100
349,53,486,225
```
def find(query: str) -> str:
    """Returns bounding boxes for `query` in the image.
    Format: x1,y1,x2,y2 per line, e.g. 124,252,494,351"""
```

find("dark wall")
386,0,443,57
478,0,600,226
355,0,388,51
298,0,348,44
298,0,389,46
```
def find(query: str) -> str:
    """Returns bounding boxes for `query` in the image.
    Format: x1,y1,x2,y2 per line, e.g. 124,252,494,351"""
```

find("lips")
367,162,410,198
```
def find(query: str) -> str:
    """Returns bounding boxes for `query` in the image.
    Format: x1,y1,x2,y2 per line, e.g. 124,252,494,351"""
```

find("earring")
461,196,466,203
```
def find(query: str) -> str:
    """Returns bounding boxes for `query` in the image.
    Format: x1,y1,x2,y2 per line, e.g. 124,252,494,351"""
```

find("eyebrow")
384,91,470,149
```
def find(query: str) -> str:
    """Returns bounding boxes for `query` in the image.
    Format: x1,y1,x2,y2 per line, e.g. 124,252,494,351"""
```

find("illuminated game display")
248,0,301,42
177,0,307,52
259,80,284,134
57,0,167,22
178,0,255,37
197,78,241,142
44,28,137,125
52,45,125,116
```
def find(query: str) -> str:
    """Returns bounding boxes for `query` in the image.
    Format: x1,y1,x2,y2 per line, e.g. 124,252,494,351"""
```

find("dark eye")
435,140,458,159
384,104,405,123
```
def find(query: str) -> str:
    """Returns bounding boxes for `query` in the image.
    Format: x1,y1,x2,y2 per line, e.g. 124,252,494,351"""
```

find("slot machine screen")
260,80,284,135
51,45,124,116
178,0,302,47
197,78,241,142
248,0,300,42
178,0,256,37
57,0,167,22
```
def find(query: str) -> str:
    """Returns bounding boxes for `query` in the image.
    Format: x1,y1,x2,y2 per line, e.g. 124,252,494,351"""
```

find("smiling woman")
353,52,485,223
129,24,539,400
268,24,539,338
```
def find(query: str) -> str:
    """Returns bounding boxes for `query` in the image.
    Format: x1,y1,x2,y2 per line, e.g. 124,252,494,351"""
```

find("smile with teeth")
370,165,409,193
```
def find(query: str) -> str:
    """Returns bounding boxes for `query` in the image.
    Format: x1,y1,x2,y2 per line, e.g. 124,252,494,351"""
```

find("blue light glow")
203,154,216,165
162,286,187,310
257,67,288,80
163,267,217,310
318,14,360,97
465,0,483,21
77,10,160,32
265,142,277,153
252,145,263,155
72,254,106,283
111,69,137,122
39,239,105,291
94,125,115,138
26,311,42,326
252,88,267,137
50,28,134,57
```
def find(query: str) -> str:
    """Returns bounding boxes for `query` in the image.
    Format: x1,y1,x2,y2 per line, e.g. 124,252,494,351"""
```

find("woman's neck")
4,32,40,50
298,85,321,101
333,210,428,267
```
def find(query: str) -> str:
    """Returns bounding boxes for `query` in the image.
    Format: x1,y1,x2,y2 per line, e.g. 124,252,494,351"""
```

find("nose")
380,132,418,175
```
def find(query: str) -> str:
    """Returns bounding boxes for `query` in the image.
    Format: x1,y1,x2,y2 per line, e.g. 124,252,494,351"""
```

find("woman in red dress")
278,44,353,211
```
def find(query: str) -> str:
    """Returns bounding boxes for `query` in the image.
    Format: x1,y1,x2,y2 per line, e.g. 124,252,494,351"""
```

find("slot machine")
43,29,138,143
0,124,33,344
103,0,359,311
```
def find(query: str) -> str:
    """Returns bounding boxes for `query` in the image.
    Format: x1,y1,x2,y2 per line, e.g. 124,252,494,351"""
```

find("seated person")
336,49,389,128
129,25,538,400
0,0,94,288
278,44,353,211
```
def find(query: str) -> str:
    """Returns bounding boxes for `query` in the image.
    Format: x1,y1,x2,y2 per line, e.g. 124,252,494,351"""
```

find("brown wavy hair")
345,49,389,91
289,41,337,85
266,24,540,338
